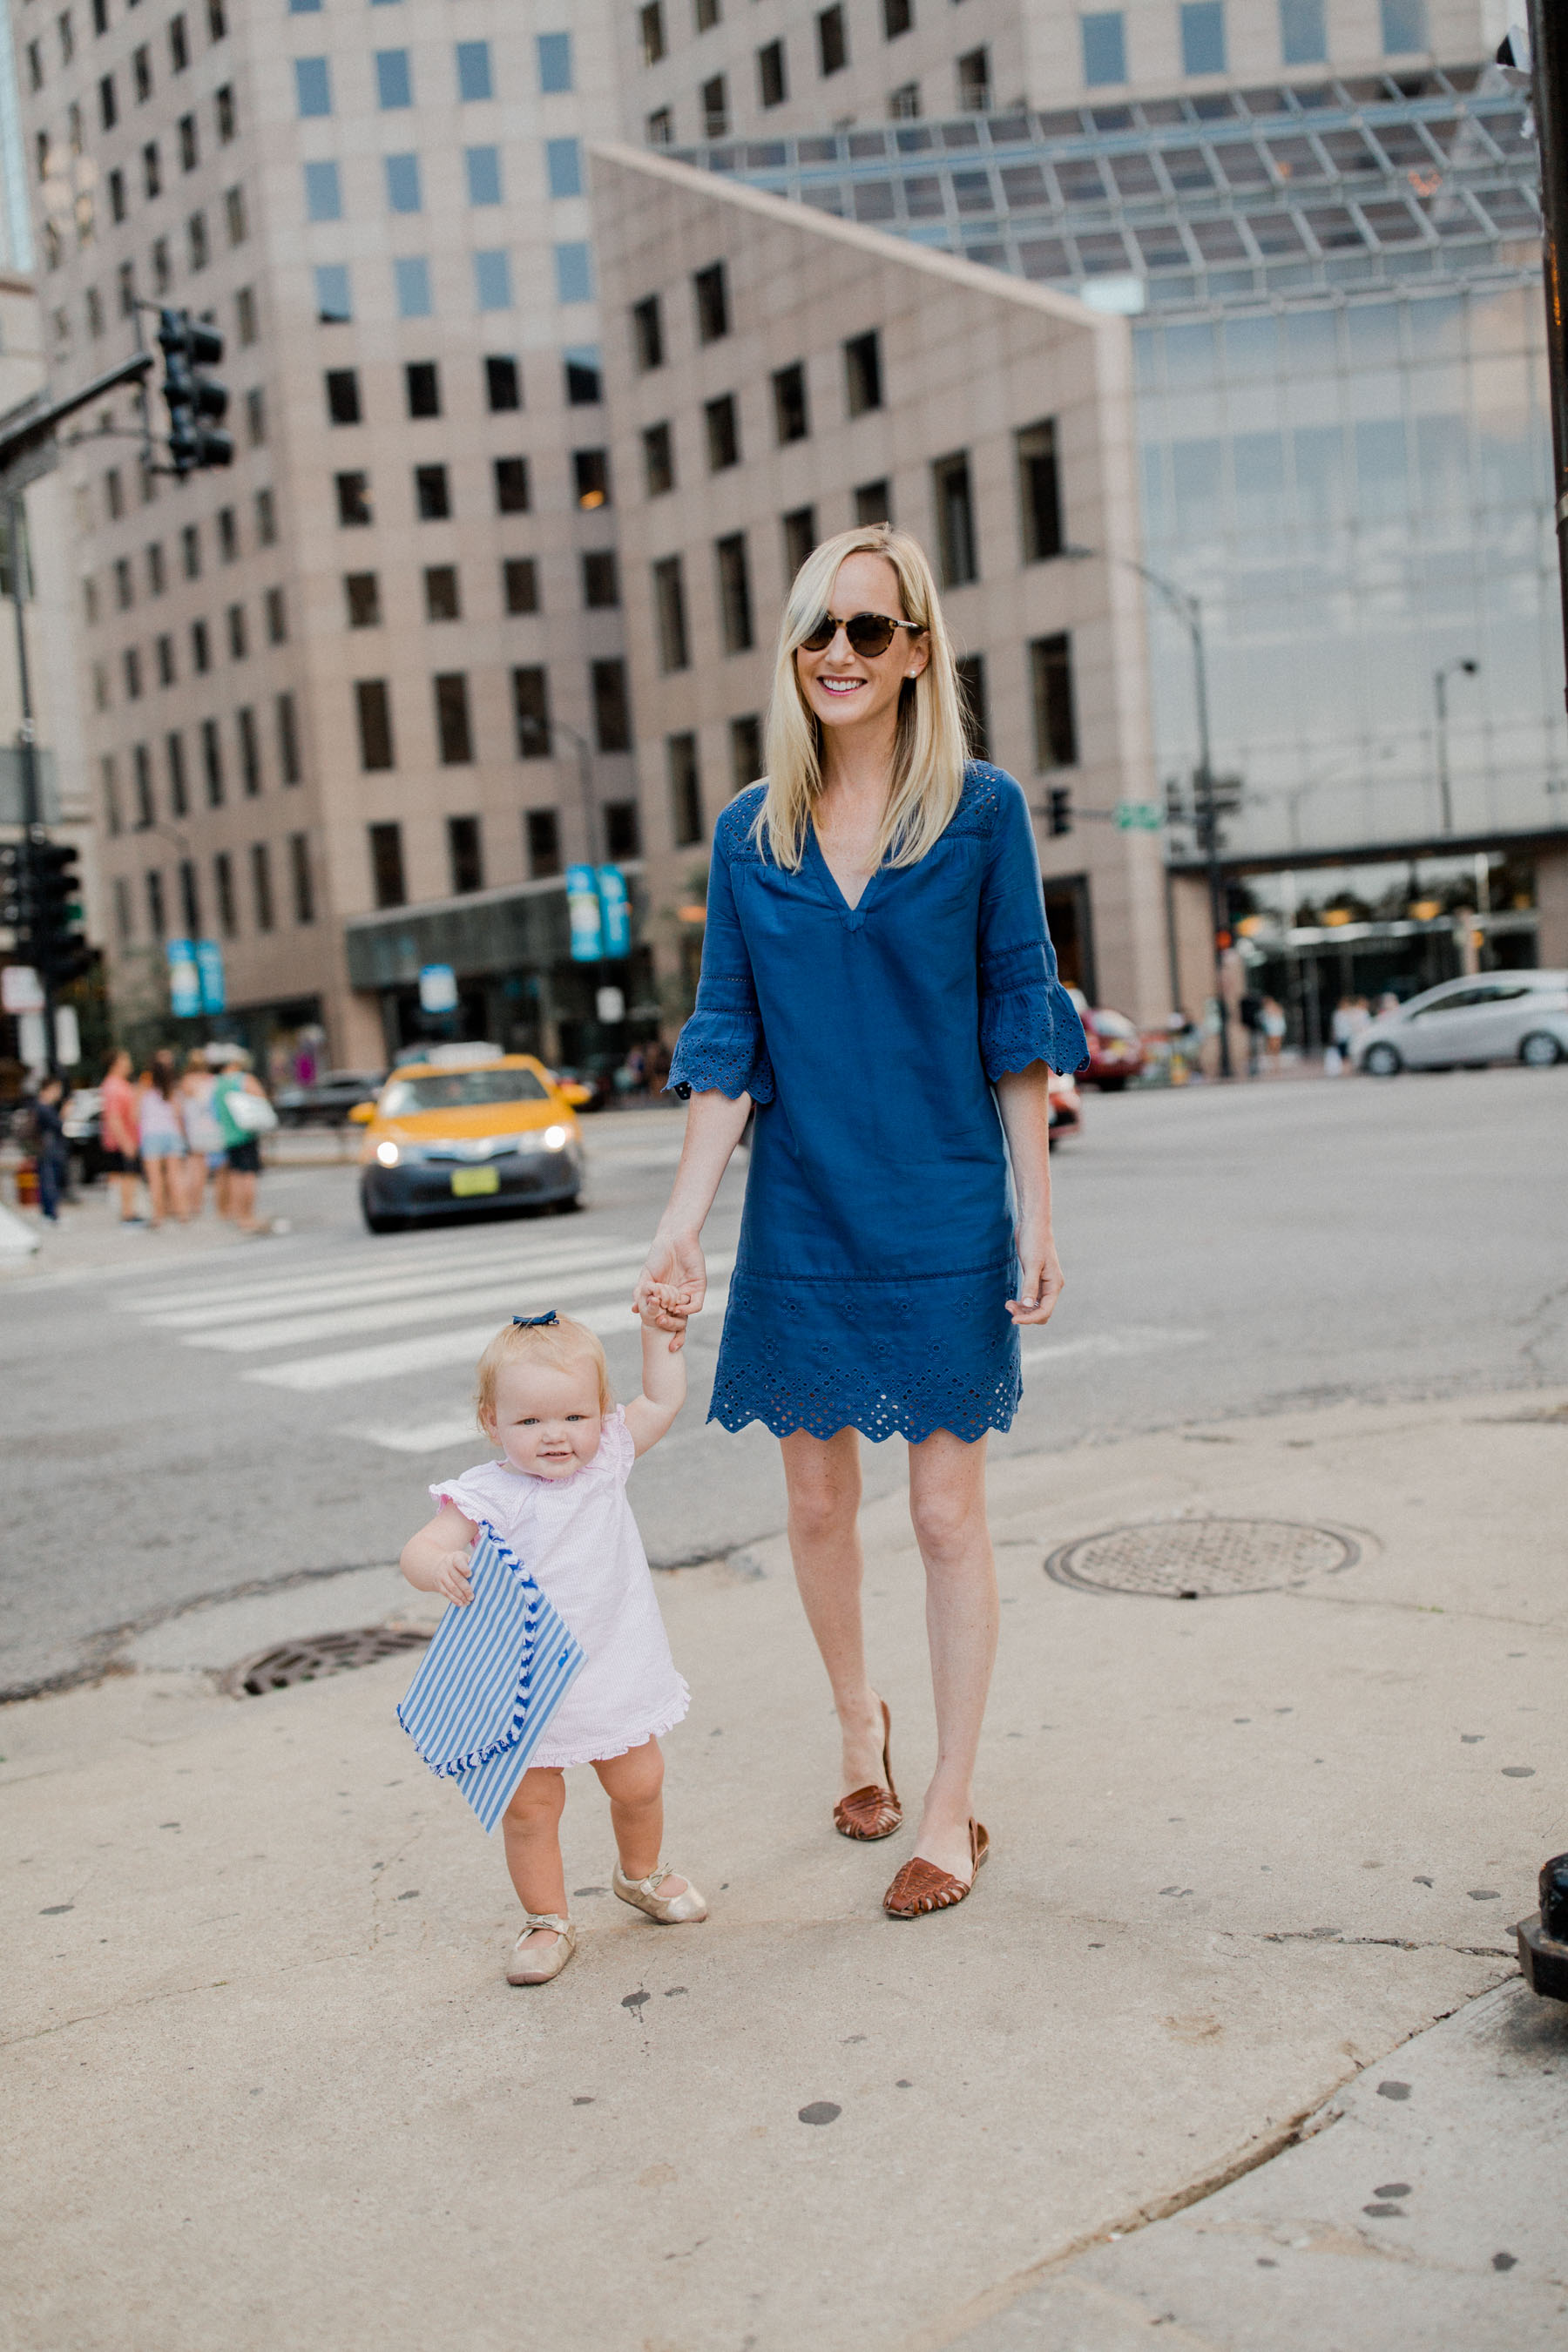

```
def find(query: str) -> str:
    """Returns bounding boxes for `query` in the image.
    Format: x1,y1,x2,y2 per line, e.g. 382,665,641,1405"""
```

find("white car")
1352,970,1568,1076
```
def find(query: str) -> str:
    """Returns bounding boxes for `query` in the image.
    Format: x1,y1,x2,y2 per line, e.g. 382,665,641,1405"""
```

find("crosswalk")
112,1221,731,1454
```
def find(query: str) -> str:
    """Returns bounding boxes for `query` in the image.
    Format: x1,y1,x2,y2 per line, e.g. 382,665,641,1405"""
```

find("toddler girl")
399,1303,704,1985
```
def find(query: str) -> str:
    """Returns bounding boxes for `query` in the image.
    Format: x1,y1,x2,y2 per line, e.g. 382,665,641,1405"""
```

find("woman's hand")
1006,1229,1064,1326
633,1231,706,1353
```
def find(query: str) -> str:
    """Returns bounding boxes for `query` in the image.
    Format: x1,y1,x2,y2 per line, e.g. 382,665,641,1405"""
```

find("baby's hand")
638,1281,691,1333
432,1549,474,1607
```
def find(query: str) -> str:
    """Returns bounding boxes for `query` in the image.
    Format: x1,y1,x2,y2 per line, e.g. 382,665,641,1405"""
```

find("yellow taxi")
350,1049,585,1234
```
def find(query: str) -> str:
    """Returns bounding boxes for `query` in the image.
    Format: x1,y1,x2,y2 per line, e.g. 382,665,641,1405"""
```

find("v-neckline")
807,821,882,917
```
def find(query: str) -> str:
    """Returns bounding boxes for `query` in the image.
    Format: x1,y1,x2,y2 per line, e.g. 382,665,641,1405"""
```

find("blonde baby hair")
475,1314,614,1435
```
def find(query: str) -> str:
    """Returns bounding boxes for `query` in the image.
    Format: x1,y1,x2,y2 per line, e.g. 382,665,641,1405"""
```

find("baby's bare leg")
502,1767,568,1936
594,1740,668,1885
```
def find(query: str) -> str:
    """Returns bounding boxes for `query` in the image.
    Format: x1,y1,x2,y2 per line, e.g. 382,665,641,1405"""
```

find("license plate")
450,1166,500,1197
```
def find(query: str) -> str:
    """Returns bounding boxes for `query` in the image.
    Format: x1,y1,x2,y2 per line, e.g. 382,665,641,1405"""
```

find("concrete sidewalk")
3,1390,1565,2350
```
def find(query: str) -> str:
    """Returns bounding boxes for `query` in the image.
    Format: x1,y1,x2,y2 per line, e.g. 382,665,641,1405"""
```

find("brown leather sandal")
833,1698,902,1842
882,1818,990,1916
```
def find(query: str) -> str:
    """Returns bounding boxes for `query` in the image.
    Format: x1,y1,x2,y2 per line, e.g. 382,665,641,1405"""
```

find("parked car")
352,1053,583,1233
1081,1006,1146,1091
1048,1069,1082,1146
274,1069,388,1127
1351,970,1568,1076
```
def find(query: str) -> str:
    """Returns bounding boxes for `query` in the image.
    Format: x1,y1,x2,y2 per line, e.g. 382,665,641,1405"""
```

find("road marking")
123,1228,630,1317
1018,1326,1208,1369
148,1241,648,1332
187,1257,660,1354
245,1274,733,1393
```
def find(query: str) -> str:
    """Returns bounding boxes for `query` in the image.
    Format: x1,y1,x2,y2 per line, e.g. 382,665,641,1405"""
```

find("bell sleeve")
977,776,1091,1080
666,821,776,1103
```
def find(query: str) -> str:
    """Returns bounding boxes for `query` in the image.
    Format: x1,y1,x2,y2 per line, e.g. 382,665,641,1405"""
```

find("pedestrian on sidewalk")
398,1306,705,1987
211,1048,273,1235
98,1048,142,1223
30,1075,68,1222
137,1051,187,1227
177,1048,226,1220
635,524,1087,1920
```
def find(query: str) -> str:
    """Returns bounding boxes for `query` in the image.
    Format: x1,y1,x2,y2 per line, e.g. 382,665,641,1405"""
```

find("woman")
634,525,1086,1917
98,1048,141,1223
137,1051,187,1227
178,1048,226,1219
211,1047,271,1235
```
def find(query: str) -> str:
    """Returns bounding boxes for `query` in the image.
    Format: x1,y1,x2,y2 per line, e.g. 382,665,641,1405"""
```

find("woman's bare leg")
780,1427,887,1797
906,1429,998,1882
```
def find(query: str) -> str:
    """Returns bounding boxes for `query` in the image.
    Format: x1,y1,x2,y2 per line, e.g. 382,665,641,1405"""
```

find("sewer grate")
1044,1517,1358,1600
222,1625,430,1698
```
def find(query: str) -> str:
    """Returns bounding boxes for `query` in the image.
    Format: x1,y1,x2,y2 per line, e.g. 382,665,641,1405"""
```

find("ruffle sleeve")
428,1465,509,1528
977,774,1090,1078
598,1405,635,1488
666,805,776,1102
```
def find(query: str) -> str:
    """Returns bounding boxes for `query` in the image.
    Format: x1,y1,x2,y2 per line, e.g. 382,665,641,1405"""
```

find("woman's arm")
995,1065,1064,1327
623,1310,689,1454
632,1090,751,1351
400,1503,479,1605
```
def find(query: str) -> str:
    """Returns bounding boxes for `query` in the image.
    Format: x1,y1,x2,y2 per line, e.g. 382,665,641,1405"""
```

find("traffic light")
1047,787,1072,837
30,840,91,983
159,308,233,476
0,839,38,953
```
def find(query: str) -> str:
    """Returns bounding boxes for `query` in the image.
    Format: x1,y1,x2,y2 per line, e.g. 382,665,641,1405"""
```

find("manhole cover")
1044,1517,1358,1599
222,1625,430,1698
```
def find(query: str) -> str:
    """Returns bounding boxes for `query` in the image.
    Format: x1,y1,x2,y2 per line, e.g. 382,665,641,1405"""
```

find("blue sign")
565,863,603,962
195,937,226,1014
418,963,458,1014
166,937,200,1019
597,865,631,956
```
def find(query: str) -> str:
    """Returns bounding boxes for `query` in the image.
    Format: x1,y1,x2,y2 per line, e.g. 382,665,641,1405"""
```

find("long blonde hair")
754,524,969,872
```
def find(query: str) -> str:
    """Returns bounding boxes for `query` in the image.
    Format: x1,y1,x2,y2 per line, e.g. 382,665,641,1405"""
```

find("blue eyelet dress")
668,761,1090,1443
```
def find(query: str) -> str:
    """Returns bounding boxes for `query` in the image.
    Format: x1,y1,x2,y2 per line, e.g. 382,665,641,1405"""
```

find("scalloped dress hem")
704,1394,1022,1446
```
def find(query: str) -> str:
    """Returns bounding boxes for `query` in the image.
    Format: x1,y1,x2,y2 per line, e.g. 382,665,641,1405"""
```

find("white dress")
430,1408,689,1770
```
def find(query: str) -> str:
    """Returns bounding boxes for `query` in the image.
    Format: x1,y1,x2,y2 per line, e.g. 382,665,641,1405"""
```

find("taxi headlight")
544,1124,570,1152
375,1140,401,1167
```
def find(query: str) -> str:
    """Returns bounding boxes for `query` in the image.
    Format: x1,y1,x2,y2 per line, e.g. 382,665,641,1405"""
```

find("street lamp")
1065,543,1231,1078
1433,659,1479,837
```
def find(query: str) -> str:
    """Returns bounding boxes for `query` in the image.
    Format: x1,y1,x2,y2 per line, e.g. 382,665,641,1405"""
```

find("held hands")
1006,1228,1065,1327
632,1232,706,1354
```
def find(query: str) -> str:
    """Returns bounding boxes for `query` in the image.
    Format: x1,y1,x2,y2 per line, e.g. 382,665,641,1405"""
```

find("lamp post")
1065,544,1230,1078
1433,659,1478,837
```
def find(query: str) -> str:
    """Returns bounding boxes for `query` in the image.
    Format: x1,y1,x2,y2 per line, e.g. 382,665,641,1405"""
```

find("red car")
1071,997,1146,1092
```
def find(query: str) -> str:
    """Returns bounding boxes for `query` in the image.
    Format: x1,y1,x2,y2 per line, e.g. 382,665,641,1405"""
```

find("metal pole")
6,490,54,1076
1528,0,1568,712
1186,594,1232,1079
1434,666,1452,835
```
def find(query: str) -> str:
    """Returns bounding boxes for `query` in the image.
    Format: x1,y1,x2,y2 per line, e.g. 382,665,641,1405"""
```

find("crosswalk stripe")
1018,1326,1208,1369
243,1274,734,1394
187,1257,659,1355
121,1227,624,1317
148,1240,646,1332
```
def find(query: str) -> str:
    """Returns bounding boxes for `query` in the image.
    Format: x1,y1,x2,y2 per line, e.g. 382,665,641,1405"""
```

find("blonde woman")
634,525,1087,1918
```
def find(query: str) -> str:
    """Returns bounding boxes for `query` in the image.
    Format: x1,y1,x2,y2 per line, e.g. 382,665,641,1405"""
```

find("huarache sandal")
882,1819,990,1918
506,1911,578,1984
834,1697,902,1842
612,1863,708,1923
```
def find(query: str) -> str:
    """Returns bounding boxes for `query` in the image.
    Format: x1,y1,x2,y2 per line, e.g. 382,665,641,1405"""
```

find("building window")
179,107,197,167
152,240,172,295
266,587,287,645
216,83,236,140
255,487,276,546
1081,10,1126,84
187,212,209,271
179,859,200,939
844,329,882,416
462,144,502,206
757,37,787,106
384,152,422,213
1179,1,1226,74
304,159,341,221
225,185,247,245
730,713,762,793
652,556,689,673
693,260,728,343
639,3,666,66
632,294,664,372
544,137,581,198
250,841,274,933
213,849,236,937
315,266,352,324
447,814,483,895
583,550,619,608
356,679,395,771
605,802,640,859
395,256,433,318
512,666,551,757
145,868,166,941
781,505,816,581
883,0,913,35
246,387,267,445
97,67,118,129
415,463,450,520
956,45,990,110
191,617,210,673
504,558,539,614
1030,633,1078,769
702,75,728,137
715,533,754,654
156,633,175,686
326,368,361,426
1278,0,1325,62
773,361,809,443
404,361,441,419
294,56,331,117
236,285,258,341
115,557,134,611
143,139,161,198
456,39,492,101
166,732,189,817
226,603,247,659
425,565,461,622
209,0,228,40
643,422,675,497
696,0,721,29
276,692,301,785
537,30,573,91
1017,420,1063,562
889,81,921,117
109,167,126,222
932,450,977,586
475,250,513,310
123,646,143,701
146,544,166,598
289,833,314,924
525,808,560,879
375,47,412,108
182,524,201,580
336,470,372,526
565,347,601,404
486,355,521,411
114,875,133,943
238,704,260,794
201,715,224,805
818,4,847,75
133,744,155,828
345,571,381,628
435,673,474,764
591,659,632,754
1379,0,1426,51
646,107,672,147
667,732,703,847
368,821,405,909
955,652,990,760
494,456,530,515
554,242,593,304
706,393,740,472
574,449,610,510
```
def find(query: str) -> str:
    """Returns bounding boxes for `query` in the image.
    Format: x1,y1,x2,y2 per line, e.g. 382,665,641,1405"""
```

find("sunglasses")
799,611,925,658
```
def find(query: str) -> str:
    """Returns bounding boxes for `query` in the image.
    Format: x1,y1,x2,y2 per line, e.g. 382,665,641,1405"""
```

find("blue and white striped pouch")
396,1520,586,1835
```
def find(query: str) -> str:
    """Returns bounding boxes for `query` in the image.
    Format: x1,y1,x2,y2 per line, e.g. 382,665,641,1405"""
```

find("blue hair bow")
513,1310,558,1327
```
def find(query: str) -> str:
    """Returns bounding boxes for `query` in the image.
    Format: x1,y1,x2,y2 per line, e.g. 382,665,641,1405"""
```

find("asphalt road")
3,1064,1564,1698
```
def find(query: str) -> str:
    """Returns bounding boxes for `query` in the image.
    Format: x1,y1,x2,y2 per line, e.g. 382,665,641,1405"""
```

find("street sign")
595,985,625,1024
418,963,458,1014
2,963,43,1013
597,864,631,956
166,936,200,1017
53,1004,80,1066
1115,801,1163,831
565,864,603,962
195,937,226,1014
